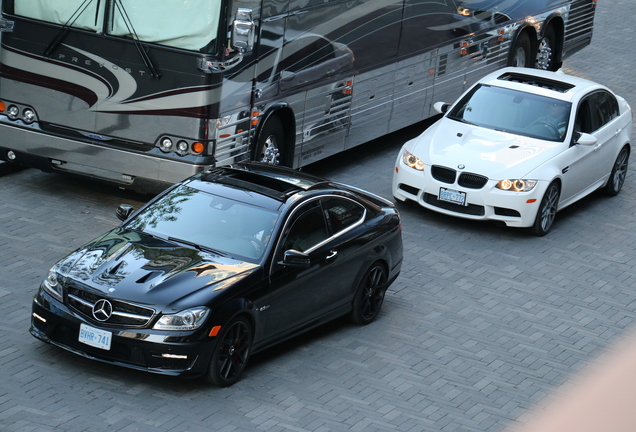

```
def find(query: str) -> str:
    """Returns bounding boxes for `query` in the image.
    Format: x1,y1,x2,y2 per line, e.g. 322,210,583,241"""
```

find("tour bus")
0,0,596,193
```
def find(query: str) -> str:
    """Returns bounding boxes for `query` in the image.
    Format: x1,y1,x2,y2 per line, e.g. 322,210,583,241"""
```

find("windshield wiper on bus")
168,237,226,256
112,0,161,78
43,0,99,57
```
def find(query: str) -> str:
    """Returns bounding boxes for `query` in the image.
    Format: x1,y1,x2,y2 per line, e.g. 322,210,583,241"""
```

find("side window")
323,197,365,234
594,91,619,127
574,99,594,134
281,202,329,253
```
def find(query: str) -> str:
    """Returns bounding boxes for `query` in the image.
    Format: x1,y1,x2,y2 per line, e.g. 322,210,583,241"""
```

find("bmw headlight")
403,150,424,171
496,179,538,192
153,307,209,331
42,267,63,301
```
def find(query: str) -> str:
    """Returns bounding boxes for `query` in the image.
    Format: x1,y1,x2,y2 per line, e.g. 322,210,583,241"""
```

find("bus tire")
509,32,533,68
536,26,557,71
254,116,285,165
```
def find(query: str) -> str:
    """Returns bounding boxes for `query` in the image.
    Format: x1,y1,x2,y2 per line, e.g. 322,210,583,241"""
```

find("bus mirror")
232,9,255,53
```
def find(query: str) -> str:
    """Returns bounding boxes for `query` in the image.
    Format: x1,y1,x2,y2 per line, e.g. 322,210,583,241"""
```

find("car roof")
184,162,333,209
478,67,607,103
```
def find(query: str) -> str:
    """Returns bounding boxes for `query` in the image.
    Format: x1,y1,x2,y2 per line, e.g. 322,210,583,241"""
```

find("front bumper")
392,155,547,228
30,289,214,378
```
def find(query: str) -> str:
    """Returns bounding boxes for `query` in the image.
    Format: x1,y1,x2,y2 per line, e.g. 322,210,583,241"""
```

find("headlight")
42,268,63,301
153,307,209,331
403,150,424,171
496,179,538,192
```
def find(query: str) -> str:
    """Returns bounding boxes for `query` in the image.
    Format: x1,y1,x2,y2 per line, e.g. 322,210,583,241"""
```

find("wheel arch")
254,104,297,166
350,257,390,301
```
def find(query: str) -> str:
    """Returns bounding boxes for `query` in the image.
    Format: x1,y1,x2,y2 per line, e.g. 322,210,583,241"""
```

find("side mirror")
574,132,597,146
281,250,311,268
116,204,135,221
433,101,451,114
231,8,255,53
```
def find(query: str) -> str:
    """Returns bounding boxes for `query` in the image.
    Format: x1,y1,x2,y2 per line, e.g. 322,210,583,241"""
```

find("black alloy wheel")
351,263,388,325
206,316,253,387
604,146,629,196
532,181,560,236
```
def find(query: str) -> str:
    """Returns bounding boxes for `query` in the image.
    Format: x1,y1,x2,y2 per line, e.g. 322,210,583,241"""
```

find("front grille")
431,165,456,184
458,172,488,189
424,193,485,216
67,286,155,327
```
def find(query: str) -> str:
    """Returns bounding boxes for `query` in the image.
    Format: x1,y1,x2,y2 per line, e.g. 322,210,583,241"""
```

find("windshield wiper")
168,237,226,256
43,0,97,57
112,0,161,78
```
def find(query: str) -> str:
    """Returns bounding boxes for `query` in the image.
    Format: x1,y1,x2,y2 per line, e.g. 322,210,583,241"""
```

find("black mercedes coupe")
30,163,403,386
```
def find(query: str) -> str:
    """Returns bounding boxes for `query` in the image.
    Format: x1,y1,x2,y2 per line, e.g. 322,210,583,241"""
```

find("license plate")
79,323,112,350
439,187,467,206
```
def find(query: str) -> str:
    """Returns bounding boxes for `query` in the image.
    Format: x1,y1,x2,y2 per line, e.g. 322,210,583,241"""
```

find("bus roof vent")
498,72,575,93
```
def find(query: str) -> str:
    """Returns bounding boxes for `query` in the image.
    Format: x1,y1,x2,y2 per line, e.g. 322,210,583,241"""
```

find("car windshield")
126,185,280,263
447,84,572,142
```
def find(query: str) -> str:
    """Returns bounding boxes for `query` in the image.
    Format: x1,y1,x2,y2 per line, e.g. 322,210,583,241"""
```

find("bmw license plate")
79,323,112,350
439,187,467,206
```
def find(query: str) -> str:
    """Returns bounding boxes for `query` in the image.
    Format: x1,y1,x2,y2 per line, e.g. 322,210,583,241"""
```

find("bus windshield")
13,0,222,53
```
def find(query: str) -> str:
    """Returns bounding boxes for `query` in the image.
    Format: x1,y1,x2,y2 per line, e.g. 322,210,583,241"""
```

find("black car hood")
57,228,260,310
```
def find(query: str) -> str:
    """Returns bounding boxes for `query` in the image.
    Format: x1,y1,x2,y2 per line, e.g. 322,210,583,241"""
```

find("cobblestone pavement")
1,2,635,431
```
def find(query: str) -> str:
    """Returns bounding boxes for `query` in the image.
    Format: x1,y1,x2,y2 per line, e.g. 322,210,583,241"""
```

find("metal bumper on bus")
0,122,209,193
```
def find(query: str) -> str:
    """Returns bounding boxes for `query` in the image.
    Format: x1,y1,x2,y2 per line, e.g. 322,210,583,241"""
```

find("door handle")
326,250,338,262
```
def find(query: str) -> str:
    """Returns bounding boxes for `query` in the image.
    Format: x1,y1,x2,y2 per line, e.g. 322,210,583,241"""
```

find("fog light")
159,137,173,152
177,140,189,154
23,108,36,124
7,150,16,160
7,105,19,120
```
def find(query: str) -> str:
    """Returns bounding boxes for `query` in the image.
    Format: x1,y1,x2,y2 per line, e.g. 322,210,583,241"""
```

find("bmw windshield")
448,84,572,142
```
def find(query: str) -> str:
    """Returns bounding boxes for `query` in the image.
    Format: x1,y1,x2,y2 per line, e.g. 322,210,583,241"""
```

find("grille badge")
92,299,113,322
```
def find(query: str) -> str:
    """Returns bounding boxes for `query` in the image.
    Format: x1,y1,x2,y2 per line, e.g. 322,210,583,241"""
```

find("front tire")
350,263,388,325
604,146,629,196
254,116,284,165
206,316,253,387
532,182,560,236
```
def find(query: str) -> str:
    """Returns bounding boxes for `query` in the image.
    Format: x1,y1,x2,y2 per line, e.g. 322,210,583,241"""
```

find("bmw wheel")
351,263,388,325
532,182,560,236
206,316,253,387
604,146,629,196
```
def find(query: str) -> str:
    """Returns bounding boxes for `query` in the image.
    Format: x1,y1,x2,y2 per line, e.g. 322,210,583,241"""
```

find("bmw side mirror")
281,250,311,268
574,132,597,146
116,204,135,221
433,101,451,114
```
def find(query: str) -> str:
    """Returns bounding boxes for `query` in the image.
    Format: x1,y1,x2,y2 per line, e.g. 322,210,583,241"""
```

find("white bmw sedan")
393,67,633,235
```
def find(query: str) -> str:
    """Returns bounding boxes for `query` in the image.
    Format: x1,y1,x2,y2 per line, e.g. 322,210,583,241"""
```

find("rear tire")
206,316,253,387
536,26,557,71
604,146,629,196
350,263,388,325
509,32,533,68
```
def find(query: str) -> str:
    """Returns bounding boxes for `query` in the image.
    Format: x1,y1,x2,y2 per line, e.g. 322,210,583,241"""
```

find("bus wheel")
536,26,556,70
509,32,532,68
254,116,284,165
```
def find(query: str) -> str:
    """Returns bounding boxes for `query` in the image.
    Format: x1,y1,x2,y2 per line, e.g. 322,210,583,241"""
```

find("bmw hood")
55,228,260,309
412,118,563,178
